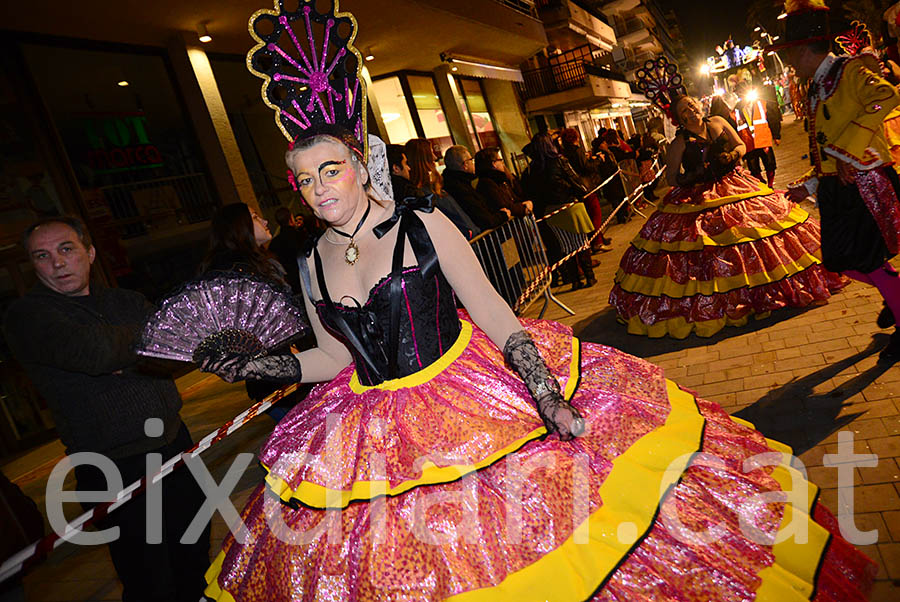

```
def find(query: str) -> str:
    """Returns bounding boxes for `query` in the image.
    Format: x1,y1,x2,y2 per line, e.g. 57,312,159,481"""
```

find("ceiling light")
117,80,129,87
777,12,787,20
754,26,761,32
364,47,374,61
772,35,780,41
451,66,458,72
197,23,212,43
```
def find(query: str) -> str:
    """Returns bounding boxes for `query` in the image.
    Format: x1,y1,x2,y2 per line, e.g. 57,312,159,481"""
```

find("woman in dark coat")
521,133,596,289
198,203,311,420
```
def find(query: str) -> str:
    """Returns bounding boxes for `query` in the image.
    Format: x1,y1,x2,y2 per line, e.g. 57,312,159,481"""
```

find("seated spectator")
443,145,508,231
474,146,532,218
386,143,417,203
405,138,480,238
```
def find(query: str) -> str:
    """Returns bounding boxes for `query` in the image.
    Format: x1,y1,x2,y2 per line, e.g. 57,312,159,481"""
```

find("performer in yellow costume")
779,0,900,361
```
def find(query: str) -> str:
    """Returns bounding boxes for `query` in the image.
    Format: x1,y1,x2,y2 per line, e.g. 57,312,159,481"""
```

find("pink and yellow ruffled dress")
205,204,872,601
609,167,847,338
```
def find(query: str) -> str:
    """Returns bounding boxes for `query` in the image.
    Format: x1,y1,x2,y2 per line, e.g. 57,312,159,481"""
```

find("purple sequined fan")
137,273,308,363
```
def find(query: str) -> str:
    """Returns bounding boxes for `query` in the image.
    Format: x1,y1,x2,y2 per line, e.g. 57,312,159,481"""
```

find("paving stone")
884,510,900,541
877,543,900,580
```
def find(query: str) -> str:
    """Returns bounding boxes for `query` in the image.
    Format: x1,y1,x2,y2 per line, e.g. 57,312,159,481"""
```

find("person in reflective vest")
734,83,782,187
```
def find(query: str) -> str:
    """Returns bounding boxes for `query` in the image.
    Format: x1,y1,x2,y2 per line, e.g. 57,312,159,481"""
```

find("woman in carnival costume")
199,2,874,599
609,57,847,338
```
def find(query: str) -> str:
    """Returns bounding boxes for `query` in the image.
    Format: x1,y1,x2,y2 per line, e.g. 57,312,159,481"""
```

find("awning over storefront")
440,54,524,82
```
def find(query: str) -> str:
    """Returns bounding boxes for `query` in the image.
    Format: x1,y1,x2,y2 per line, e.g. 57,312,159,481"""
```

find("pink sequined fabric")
856,167,900,255
206,315,874,601
610,168,847,337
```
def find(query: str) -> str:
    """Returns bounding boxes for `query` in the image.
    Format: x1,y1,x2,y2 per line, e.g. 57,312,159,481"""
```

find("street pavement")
6,113,900,600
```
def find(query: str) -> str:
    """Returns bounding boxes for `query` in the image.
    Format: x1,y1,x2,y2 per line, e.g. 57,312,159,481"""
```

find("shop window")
0,62,65,248
370,76,417,146
20,43,215,297
456,78,499,150
406,75,453,158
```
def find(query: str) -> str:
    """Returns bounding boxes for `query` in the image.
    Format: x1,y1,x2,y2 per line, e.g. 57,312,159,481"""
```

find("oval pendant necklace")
329,199,371,265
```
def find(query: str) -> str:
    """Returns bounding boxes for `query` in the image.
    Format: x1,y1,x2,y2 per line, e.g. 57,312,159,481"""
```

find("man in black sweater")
3,216,209,602
443,145,510,231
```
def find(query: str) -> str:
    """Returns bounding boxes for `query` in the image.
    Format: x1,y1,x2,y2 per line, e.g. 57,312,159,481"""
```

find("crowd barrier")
0,159,666,587
471,160,663,316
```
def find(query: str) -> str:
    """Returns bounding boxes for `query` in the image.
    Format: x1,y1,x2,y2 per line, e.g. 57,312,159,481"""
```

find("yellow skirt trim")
621,311,772,339
204,552,233,602
631,206,811,253
727,415,829,601
615,251,823,298
446,380,705,601
262,335,581,510
349,320,473,393
658,183,774,214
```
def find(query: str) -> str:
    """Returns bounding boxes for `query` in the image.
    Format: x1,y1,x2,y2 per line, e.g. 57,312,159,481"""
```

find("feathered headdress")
635,56,687,123
835,20,873,56
247,0,368,158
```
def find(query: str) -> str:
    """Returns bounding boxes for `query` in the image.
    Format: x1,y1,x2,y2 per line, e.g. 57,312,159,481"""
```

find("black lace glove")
716,149,740,165
503,331,585,441
199,352,302,384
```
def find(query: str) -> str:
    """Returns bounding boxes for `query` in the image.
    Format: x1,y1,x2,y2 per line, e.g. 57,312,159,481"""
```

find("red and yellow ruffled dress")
609,134,847,338
205,204,872,601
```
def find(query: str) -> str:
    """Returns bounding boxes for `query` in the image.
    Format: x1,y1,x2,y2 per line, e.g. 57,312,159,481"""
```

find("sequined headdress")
835,20,873,56
634,56,687,123
247,0,367,158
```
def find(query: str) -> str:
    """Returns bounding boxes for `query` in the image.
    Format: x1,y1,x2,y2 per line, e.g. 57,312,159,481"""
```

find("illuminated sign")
77,112,164,174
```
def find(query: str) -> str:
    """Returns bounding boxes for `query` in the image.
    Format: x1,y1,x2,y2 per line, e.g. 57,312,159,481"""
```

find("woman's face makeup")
677,97,703,128
287,140,366,227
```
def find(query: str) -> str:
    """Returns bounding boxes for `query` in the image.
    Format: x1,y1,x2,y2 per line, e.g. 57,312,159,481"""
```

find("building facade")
0,0,546,456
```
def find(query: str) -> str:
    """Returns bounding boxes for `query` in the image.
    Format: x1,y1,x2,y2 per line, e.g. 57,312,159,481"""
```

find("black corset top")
680,121,736,182
301,197,462,387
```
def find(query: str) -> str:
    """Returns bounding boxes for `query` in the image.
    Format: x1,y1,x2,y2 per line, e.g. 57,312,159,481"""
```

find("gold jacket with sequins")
805,54,900,181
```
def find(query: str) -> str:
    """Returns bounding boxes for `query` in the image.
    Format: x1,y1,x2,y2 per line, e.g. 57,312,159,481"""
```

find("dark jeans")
74,424,210,602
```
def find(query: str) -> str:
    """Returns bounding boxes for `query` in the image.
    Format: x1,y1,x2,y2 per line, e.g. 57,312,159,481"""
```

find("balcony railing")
495,0,538,18
520,49,628,100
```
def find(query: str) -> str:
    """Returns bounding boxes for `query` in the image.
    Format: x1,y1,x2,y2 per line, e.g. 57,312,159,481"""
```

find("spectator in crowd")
443,145,509,231
560,128,609,247
386,144,417,203
473,146,532,218
637,133,662,202
3,216,210,602
198,203,310,422
733,81,782,187
522,133,596,289
405,138,480,238
591,134,630,224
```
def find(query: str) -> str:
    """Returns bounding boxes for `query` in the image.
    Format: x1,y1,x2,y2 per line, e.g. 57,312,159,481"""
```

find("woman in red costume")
610,84,846,338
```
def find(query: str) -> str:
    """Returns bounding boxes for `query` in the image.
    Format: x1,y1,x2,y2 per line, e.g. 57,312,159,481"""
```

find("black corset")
300,195,462,387
315,267,461,386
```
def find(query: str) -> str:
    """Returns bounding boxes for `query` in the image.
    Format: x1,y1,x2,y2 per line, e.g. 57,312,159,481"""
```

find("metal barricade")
469,214,573,317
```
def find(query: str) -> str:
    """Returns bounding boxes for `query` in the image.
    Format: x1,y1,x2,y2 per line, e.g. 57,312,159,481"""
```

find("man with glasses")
443,145,509,231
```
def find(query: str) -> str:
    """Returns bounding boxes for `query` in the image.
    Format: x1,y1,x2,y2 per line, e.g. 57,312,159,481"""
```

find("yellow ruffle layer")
349,320,473,393
621,311,772,339
205,387,831,602
263,332,582,510
614,251,823,298
658,183,773,214
631,206,811,253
